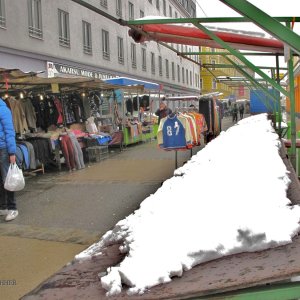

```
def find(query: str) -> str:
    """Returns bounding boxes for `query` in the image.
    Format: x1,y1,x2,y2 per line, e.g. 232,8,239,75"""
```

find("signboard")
47,61,116,80
51,83,60,93
238,85,245,97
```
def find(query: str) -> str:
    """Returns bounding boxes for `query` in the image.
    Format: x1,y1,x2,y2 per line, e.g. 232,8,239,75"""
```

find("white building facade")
0,0,200,96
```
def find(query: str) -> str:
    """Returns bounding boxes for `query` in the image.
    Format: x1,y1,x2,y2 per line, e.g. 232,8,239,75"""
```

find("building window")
28,0,43,39
82,21,92,54
171,62,175,80
182,67,185,83
151,52,155,75
211,59,216,70
156,0,160,10
190,71,192,86
186,69,189,85
158,56,163,76
0,0,6,28
142,48,147,71
131,43,136,68
140,10,144,18
191,7,196,17
200,77,203,89
212,78,217,89
177,65,180,82
165,59,169,78
129,2,134,20
117,37,124,64
100,0,107,8
58,9,70,48
162,0,166,16
175,11,178,19
169,5,172,17
102,30,110,60
116,0,122,17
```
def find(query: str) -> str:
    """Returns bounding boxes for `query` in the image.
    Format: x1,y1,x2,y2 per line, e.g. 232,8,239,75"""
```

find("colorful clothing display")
157,111,208,151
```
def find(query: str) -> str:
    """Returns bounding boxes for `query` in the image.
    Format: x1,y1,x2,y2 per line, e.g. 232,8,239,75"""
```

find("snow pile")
77,114,300,296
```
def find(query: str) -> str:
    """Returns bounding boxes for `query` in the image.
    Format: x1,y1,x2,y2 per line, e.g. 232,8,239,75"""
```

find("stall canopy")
0,68,144,93
104,77,161,90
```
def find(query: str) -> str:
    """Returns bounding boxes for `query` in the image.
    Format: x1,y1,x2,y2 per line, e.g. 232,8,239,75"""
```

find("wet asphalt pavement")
0,116,237,299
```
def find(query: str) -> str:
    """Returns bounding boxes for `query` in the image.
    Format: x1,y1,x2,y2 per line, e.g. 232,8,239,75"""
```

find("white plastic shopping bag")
4,163,25,191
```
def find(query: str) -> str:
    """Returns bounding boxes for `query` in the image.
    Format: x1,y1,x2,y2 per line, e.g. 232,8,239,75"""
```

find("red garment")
54,97,64,125
60,134,75,170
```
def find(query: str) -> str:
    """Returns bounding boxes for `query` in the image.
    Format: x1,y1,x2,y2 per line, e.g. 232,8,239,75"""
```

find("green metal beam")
181,52,284,56
127,17,300,26
218,0,300,55
192,22,289,97
202,63,288,70
224,55,279,103
190,282,300,300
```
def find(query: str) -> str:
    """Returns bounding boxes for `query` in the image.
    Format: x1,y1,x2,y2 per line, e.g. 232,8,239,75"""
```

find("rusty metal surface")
22,142,300,300
22,235,300,300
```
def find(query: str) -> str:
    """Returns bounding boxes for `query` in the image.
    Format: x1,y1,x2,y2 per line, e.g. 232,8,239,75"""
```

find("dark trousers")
0,148,16,210
232,113,238,123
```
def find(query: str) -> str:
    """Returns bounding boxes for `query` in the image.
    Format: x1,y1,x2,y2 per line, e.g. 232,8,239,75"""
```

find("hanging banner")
51,83,60,93
239,85,245,97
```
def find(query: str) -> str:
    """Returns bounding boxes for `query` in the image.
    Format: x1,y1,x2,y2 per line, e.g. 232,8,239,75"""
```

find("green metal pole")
287,24,297,169
275,54,282,137
288,56,297,169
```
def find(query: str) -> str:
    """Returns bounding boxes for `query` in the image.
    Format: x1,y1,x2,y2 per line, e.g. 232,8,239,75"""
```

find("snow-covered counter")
22,114,300,300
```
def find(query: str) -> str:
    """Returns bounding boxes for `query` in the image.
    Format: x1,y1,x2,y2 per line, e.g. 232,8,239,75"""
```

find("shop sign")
47,61,116,80
238,85,244,96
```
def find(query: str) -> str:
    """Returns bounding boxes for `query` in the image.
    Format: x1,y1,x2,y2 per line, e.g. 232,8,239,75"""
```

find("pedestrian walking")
239,104,245,120
155,100,172,125
0,97,19,221
232,103,238,123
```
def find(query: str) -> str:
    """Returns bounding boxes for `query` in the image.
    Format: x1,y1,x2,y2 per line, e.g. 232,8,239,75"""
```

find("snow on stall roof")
75,114,300,296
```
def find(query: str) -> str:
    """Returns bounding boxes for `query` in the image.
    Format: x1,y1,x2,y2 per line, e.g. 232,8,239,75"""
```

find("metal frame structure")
127,1,300,170
66,1,300,298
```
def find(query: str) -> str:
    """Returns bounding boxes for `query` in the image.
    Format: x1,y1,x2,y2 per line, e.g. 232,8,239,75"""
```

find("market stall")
104,77,161,146
0,68,137,172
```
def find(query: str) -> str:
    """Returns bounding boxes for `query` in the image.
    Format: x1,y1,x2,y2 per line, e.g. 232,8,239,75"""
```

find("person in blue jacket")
0,97,18,221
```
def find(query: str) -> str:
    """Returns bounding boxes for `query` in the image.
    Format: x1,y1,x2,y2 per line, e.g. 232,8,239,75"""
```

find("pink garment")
54,98,64,125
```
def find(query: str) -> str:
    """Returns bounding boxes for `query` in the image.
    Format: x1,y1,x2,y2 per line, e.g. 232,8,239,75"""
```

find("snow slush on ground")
75,113,300,296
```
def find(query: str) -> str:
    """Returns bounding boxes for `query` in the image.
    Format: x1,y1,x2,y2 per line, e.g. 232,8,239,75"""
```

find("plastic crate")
87,145,109,162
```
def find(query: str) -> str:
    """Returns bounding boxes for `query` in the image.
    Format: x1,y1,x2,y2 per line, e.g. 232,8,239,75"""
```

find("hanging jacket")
7,96,28,134
0,98,16,155
21,97,37,130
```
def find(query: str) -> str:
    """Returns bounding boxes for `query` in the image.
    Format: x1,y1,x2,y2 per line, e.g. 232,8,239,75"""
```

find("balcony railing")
29,26,43,39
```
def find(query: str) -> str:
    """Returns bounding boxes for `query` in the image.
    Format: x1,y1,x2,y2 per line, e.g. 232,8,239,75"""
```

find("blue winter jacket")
0,98,16,155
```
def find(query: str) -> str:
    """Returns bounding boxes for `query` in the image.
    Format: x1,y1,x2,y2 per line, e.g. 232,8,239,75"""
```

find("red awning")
129,24,284,53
